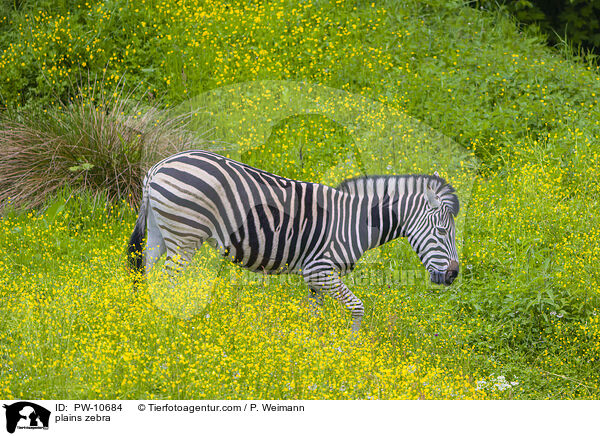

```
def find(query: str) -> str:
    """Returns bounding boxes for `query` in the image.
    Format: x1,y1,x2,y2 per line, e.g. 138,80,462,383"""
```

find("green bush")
476,0,600,55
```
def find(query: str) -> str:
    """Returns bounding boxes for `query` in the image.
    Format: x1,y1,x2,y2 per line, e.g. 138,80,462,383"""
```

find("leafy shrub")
475,0,600,55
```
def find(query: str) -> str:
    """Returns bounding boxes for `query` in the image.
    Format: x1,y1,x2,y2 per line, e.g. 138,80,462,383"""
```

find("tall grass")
0,81,201,210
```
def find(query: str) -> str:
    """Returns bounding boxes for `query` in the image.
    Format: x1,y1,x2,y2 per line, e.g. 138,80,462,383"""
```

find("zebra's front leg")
308,288,325,313
303,266,364,331
335,280,364,332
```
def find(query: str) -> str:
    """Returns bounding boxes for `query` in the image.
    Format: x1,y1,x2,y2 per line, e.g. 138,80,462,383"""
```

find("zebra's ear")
433,171,439,178
425,185,441,209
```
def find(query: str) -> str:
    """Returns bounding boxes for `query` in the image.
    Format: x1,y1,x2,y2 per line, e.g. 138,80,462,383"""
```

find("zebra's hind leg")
164,244,198,278
145,207,167,273
161,230,213,281
303,264,364,332
155,243,206,318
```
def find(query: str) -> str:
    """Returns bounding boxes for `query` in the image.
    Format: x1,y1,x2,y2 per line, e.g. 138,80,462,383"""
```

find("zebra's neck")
338,175,434,250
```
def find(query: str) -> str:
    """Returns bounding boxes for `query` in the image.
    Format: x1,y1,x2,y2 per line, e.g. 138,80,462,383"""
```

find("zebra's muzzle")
430,270,446,285
444,260,459,285
445,268,458,285
430,260,459,286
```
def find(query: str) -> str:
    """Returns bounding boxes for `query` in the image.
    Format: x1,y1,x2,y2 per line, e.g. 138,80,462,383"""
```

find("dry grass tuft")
0,82,202,211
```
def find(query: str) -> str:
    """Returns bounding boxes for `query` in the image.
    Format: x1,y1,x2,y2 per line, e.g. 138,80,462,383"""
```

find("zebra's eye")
437,227,447,237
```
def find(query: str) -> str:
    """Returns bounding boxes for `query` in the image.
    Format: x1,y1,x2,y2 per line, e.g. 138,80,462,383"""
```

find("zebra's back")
146,150,342,274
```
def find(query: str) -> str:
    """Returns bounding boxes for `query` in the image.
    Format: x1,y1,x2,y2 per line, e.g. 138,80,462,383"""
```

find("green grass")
0,0,599,399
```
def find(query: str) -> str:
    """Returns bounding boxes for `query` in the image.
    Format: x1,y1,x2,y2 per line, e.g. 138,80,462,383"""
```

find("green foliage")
242,114,365,183
476,0,600,55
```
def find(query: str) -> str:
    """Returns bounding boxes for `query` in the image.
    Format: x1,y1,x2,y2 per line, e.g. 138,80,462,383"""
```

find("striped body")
128,150,460,330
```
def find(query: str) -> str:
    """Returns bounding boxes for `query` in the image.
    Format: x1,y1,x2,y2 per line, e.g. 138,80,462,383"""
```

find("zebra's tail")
128,176,149,282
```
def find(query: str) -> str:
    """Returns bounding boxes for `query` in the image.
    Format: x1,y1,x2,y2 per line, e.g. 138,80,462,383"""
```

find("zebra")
128,150,460,331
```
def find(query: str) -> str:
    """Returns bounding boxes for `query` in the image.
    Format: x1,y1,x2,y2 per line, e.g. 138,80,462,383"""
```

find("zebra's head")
405,173,460,286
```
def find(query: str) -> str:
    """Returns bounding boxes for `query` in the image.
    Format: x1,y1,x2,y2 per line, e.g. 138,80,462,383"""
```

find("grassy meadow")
0,0,599,399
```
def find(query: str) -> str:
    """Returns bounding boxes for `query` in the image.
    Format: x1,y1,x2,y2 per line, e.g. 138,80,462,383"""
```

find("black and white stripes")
128,150,460,330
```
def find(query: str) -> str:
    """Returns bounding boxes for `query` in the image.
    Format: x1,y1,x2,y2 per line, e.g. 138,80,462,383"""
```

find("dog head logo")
3,402,50,434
